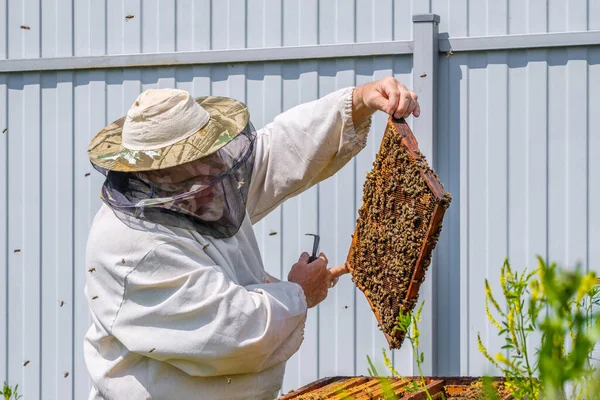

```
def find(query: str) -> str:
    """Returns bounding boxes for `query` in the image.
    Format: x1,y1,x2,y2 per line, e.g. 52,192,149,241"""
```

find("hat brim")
87,96,249,172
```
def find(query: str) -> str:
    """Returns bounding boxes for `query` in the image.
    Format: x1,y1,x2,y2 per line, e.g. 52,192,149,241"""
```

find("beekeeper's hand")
352,77,420,127
288,252,347,308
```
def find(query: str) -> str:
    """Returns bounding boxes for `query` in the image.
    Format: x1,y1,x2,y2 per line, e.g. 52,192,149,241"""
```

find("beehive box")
278,376,514,400
346,117,451,349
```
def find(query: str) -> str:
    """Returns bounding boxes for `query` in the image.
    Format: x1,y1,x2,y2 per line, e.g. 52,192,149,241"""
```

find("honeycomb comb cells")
345,117,452,349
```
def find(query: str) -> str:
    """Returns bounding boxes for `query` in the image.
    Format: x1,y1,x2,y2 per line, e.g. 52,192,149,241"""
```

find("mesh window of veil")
93,122,257,239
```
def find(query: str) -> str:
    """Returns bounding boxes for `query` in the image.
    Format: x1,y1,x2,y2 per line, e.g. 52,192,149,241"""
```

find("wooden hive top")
278,376,514,399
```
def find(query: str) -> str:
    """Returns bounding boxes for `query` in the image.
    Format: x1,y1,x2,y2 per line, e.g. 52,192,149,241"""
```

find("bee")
20,25,30,30
92,296,98,300
88,267,96,273
121,258,126,264
59,301,65,307
420,73,427,78
125,14,134,21
85,172,91,177
14,249,21,253
447,50,454,57
227,377,232,384
23,360,30,366
64,372,69,378
268,232,277,236
149,348,155,353
203,243,210,250
2,128,6,133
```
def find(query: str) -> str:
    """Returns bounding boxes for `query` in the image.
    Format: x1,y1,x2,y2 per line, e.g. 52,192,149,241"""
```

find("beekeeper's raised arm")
247,77,420,223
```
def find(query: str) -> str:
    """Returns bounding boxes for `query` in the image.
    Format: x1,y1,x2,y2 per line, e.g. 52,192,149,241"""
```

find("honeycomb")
346,117,451,349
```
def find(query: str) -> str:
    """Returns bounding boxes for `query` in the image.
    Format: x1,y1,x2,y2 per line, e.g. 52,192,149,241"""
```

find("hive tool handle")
305,233,320,263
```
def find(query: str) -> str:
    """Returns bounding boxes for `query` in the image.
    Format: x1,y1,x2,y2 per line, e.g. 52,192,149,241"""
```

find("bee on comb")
346,117,451,349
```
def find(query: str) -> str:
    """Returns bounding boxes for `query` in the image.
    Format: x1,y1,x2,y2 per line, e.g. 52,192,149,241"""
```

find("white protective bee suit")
84,87,372,400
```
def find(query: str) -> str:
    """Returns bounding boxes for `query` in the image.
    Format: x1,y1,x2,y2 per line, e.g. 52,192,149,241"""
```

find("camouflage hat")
88,89,250,172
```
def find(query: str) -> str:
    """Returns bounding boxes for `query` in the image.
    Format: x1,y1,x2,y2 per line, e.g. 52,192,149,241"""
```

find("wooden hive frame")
278,376,514,399
345,117,451,349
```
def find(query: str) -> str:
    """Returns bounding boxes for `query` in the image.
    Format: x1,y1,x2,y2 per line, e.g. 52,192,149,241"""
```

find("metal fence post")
411,13,440,376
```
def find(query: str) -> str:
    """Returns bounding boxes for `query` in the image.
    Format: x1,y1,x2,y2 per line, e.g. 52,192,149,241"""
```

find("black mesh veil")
92,122,256,239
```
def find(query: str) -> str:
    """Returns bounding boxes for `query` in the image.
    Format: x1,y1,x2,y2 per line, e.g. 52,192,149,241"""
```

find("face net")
93,122,256,238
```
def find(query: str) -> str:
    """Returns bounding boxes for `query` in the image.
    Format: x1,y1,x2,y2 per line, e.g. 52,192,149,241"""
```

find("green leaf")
420,352,425,364
366,354,380,377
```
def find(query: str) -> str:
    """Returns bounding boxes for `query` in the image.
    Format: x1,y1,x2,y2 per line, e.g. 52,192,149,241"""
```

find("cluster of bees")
348,123,452,348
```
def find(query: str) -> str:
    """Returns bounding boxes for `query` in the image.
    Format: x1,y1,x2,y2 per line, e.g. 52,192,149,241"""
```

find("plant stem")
411,344,432,400
518,311,536,396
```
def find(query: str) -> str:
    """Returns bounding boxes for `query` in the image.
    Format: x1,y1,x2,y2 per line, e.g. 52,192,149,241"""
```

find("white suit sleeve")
247,87,372,223
109,241,307,377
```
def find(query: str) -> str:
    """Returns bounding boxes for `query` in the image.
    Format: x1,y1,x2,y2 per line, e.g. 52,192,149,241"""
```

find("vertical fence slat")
41,72,58,399
355,0,374,43
486,52,508,372
246,0,264,48
317,59,356,380
141,0,158,54
0,74,7,385
589,49,600,274
176,0,194,52
353,57,376,377
466,53,489,375
566,49,589,270
412,14,439,375
547,49,568,266
20,74,41,400
280,61,303,393
525,49,548,360
89,0,106,56
434,51,461,376
507,50,528,268
0,0,6,59
7,74,24,390
106,0,123,55
158,0,176,53
56,71,75,400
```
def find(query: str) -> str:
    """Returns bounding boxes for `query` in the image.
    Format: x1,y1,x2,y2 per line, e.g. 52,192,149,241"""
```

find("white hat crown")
122,88,210,151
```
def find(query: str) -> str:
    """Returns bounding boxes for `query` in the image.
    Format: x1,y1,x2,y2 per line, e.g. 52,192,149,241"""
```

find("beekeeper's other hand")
288,252,337,308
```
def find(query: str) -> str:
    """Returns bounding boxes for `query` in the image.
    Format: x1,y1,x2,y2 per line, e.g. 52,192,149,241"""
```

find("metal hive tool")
345,117,452,349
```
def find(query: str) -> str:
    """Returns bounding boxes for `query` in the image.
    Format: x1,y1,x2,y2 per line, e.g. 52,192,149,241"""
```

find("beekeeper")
83,76,420,400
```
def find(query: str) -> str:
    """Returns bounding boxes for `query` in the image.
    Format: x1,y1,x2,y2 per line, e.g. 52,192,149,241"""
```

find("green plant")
1,382,22,400
478,256,600,400
364,302,438,399
535,258,600,399
393,301,433,399
477,258,541,398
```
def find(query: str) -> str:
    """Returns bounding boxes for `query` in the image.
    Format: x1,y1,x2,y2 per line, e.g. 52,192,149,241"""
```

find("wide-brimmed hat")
88,88,250,172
